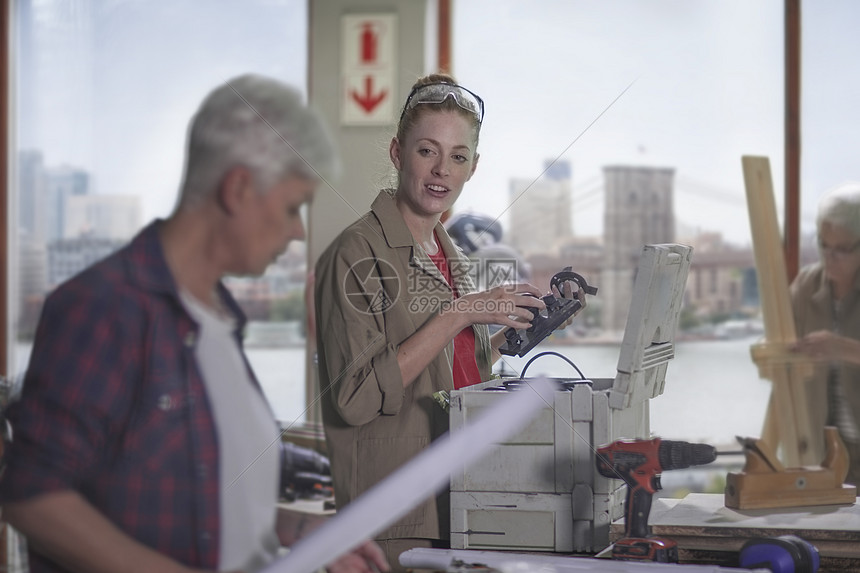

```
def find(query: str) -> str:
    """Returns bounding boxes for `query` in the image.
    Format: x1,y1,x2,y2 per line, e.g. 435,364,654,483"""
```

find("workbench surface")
611,493,860,571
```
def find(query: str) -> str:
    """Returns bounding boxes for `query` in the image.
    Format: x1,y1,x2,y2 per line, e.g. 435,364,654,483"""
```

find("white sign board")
341,13,397,126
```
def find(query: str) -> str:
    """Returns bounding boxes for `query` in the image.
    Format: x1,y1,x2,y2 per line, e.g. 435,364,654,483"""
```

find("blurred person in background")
445,211,531,306
791,182,860,484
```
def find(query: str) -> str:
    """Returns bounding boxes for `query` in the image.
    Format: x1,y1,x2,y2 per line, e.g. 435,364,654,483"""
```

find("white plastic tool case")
449,243,693,553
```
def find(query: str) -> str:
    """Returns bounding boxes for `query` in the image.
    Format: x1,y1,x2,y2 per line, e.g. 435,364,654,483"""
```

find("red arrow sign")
350,76,388,113
361,23,377,64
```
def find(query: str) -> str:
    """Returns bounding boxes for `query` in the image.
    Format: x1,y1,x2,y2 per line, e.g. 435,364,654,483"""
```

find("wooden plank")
611,494,860,568
658,535,860,557
650,493,860,532
610,494,860,569
725,479,857,510
750,341,824,367
742,156,816,466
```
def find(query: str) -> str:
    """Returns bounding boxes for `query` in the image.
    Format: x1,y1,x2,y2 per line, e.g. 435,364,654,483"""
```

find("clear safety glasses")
400,82,485,125
818,238,860,260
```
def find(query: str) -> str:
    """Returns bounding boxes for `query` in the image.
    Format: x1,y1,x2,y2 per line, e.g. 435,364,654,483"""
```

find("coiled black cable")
519,351,586,380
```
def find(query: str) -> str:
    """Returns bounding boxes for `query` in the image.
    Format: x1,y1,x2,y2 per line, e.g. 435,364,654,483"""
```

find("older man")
0,75,387,573
791,182,860,484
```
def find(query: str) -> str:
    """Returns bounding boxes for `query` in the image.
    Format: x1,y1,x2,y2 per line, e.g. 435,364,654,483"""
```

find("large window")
10,1,860,447
13,0,310,423
802,1,860,222
448,1,860,447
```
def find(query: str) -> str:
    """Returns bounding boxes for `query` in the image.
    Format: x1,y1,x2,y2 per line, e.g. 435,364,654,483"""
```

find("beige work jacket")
790,262,860,463
315,189,493,541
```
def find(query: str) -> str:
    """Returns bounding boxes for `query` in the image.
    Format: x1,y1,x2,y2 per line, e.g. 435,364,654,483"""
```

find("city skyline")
14,148,773,330
16,149,142,244
18,146,752,250
15,1,860,248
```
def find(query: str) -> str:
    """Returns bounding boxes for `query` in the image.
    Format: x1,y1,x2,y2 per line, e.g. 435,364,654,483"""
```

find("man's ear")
218,165,253,215
389,137,402,171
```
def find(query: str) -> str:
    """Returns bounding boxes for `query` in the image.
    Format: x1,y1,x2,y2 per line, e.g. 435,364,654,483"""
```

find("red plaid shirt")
0,221,261,571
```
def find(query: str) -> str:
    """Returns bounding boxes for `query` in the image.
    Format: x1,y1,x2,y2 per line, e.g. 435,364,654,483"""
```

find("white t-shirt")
180,291,281,573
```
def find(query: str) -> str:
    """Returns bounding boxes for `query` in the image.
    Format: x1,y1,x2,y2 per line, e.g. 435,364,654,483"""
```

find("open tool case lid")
608,243,693,410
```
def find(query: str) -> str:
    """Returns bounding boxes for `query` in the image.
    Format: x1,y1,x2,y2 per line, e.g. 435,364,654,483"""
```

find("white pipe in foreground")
400,548,768,573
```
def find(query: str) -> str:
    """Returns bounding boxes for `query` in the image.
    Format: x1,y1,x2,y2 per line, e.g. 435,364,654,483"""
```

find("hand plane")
498,268,597,357
724,426,857,509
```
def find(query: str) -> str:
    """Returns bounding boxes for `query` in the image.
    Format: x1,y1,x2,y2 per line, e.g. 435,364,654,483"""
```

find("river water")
496,337,772,449
13,335,770,450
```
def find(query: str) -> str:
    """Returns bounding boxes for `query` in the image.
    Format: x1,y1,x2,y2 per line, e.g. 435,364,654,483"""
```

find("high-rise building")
65,194,142,240
47,236,125,290
601,165,675,333
508,159,572,256
44,166,90,243
18,150,45,240
16,233,48,337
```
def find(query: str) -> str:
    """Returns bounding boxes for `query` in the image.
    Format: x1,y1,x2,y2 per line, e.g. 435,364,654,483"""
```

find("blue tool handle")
739,535,820,573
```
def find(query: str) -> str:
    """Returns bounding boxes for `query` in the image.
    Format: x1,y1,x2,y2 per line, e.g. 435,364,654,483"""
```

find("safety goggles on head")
400,82,485,125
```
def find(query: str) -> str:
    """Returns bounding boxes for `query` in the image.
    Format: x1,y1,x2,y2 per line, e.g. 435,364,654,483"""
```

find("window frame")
2,0,10,378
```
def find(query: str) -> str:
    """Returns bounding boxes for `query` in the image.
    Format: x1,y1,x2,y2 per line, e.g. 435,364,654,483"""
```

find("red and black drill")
596,438,717,563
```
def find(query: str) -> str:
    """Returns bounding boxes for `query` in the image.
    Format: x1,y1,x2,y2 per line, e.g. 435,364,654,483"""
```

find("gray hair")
179,74,337,204
817,181,860,238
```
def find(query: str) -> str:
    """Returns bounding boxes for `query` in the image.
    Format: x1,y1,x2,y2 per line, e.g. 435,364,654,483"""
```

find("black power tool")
279,441,333,502
498,268,597,357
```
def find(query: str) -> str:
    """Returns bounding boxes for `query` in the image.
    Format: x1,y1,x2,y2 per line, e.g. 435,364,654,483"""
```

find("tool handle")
550,269,598,296
625,481,653,539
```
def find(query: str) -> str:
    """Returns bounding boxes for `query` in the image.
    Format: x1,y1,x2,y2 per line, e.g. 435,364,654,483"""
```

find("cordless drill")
596,438,717,562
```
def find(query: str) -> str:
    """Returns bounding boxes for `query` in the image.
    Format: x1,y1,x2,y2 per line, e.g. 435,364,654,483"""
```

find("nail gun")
498,267,598,357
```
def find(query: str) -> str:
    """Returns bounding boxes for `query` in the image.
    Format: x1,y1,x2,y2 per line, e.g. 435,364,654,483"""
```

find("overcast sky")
451,1,860,244
18,0,860,246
